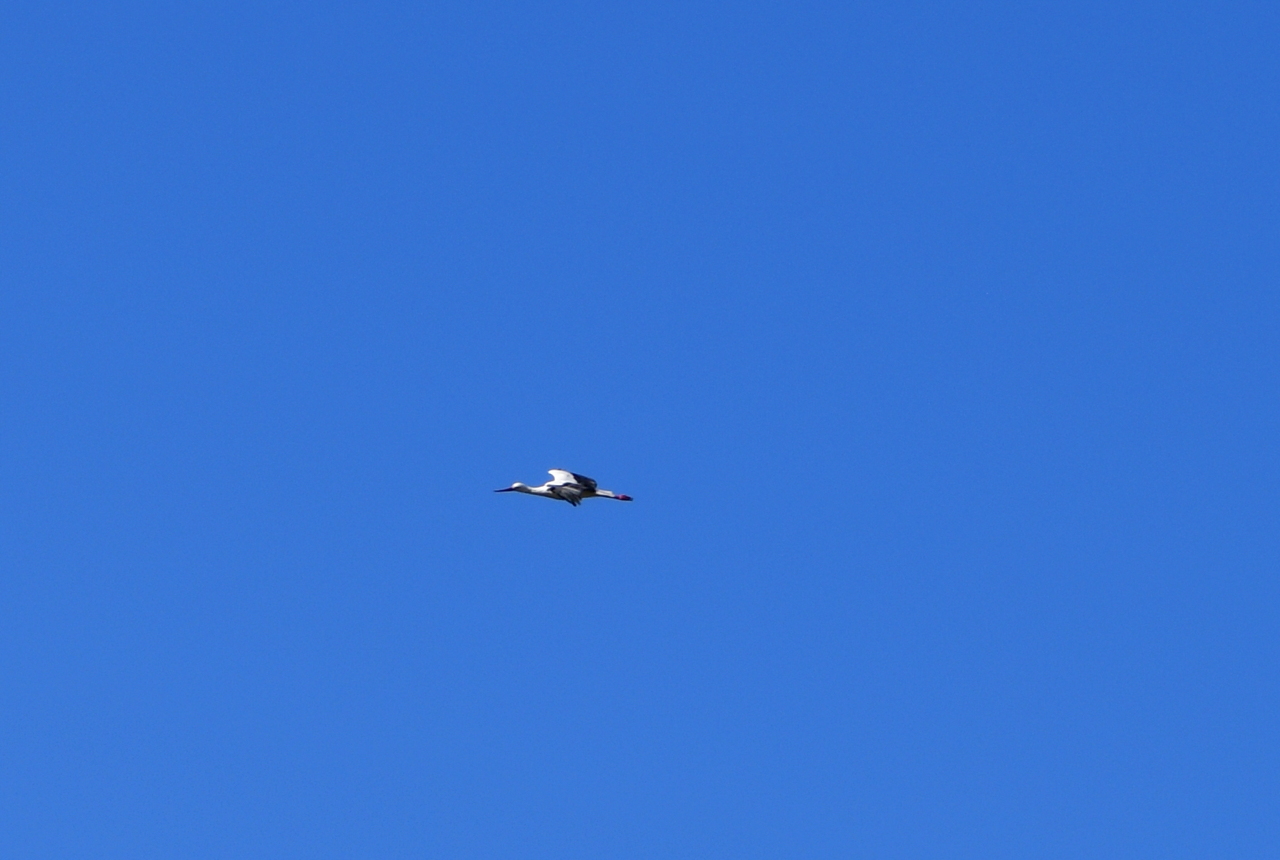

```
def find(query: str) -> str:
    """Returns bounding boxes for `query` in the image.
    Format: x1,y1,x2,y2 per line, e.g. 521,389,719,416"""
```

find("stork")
495,470,633,506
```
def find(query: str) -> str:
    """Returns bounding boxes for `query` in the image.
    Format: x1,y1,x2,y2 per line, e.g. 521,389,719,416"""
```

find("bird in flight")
495,470,633,506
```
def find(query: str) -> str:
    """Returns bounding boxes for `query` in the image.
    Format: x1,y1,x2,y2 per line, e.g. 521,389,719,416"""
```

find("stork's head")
495,482,527,493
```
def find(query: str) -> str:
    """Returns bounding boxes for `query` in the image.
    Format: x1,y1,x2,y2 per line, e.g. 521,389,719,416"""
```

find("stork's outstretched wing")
548,469,598,489
549,484,584,506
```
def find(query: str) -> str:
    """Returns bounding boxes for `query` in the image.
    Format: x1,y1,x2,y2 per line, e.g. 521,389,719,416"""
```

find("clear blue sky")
3,2,1277,857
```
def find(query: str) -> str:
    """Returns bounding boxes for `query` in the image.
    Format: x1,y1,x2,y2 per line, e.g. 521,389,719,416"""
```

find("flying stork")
495,470,633,506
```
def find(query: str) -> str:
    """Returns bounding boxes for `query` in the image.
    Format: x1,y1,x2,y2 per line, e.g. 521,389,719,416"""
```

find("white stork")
495,470,633,506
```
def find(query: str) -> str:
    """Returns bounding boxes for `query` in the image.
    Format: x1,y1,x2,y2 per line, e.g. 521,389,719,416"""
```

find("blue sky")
2,2,1277,857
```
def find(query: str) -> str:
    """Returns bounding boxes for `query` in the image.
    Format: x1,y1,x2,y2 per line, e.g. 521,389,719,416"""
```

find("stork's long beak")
494,487,516,492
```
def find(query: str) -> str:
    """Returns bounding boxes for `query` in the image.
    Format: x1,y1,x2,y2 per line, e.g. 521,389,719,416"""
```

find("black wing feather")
569,473,597,491
550,485,583,506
